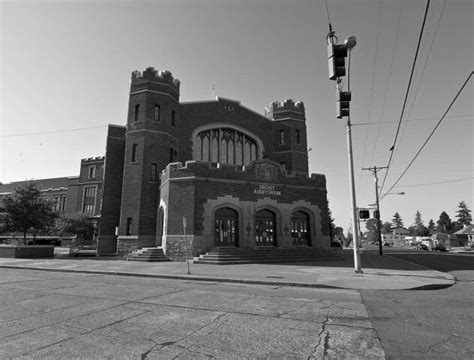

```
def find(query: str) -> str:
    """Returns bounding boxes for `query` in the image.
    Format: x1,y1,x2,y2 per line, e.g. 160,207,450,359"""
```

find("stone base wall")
116,235,155,256
163,235,196,261
97,235,117,255
0,245,54,258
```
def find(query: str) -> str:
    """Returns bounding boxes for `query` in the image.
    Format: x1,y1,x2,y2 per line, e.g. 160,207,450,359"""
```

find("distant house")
392,227,410,235
453,225,474,246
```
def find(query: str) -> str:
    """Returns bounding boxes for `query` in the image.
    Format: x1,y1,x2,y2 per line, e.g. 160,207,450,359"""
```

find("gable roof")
454,224,474,235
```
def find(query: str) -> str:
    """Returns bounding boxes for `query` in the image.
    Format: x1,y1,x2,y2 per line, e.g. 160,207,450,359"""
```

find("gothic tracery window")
193,126,261,166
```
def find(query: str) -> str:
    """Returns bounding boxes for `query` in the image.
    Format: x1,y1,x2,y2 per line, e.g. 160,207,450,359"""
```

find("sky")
1,0,473,231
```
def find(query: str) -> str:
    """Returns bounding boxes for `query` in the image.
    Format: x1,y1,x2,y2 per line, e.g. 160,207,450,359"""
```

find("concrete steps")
126,247,170,262
194,246,343,265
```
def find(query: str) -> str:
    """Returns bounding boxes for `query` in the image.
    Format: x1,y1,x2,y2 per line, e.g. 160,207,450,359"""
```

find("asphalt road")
0,268,384,359
360,252,474,360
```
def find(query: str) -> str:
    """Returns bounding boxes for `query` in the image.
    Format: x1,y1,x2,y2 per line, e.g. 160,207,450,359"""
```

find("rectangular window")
126,218,133,235
279,130,285,145
154,105,161,122
60,196,66,211
171,110,176,127
134,104,140,122
295,129,301,145
169,148,177,163
88,166,96,179
131,144,138,162
150,163,157,182
82,186,97,214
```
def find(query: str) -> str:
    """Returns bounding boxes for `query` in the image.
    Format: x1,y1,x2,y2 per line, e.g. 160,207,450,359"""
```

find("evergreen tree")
414,210,424,227
455,201,472,227
428,219,436,234
436,211,454,234
392,212,404,228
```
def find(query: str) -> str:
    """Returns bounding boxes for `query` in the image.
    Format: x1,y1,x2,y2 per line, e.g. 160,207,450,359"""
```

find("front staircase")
127,247,170,262
193,246,343,265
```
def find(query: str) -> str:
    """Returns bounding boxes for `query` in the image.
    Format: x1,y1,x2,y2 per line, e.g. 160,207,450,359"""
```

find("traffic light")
359,209,370,219
328,43,348,80
337,91,351,119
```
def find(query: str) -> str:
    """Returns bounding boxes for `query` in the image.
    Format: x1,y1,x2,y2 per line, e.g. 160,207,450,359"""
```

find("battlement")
131,67,180,92
81,156,105,163
161,160,325,188
264,99,305,118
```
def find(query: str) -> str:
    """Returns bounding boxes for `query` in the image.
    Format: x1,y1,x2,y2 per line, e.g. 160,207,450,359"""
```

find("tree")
414,210,424,227
410,210,430,236
365,218,378,233
328,208,336,240
427,219,436,234
381,222,392,234
54,213,96,244
392,212,404,228
3,182,57,244
436,211,454,234
455,201,472,229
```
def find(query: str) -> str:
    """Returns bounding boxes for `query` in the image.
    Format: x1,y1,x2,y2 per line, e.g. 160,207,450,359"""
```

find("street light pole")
344,36,362,273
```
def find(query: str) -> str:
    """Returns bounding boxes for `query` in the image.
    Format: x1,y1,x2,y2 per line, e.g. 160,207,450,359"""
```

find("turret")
265,99,308,176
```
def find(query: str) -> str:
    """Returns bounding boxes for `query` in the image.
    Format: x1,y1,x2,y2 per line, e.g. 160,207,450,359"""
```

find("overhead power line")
2,125,108,138
380,71,473,200
379,0,431,194
397,177,474,188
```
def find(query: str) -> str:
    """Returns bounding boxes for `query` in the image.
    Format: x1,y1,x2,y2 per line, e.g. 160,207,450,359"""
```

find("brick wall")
98,125,126,254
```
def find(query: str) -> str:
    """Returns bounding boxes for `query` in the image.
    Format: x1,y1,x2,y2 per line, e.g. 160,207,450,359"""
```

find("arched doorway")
214,207,238,246
291,211,310,246
255,209,276,246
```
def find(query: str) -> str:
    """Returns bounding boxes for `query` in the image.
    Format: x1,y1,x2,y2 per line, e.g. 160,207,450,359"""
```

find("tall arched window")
291,211,310,246
193,126,262,166
214,207,238,246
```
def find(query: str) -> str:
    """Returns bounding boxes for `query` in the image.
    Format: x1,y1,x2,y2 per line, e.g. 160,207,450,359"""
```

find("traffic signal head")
336,91,351,119
328,43,348,80
373,210,380,219
359,209,370,219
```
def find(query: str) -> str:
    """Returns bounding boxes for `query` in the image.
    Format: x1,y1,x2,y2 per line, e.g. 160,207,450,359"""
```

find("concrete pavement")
0,248,455,290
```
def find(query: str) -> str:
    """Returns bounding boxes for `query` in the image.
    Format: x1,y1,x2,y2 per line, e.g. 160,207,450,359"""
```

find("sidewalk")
0,250,455,290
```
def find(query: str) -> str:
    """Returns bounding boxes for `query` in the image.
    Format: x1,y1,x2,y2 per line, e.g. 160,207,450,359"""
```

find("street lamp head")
345,36,357,51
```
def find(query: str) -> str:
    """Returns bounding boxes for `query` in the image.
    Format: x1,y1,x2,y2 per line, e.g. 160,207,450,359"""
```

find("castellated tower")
265,99,309,176
118,67,181,250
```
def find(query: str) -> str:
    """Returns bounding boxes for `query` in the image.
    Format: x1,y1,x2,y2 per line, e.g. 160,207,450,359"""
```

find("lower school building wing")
113,159,331,260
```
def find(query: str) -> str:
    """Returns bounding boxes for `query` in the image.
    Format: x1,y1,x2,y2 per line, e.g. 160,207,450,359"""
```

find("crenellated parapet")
131,67,180,93
81,156,105,163
160,160,325,188
264,99,305,119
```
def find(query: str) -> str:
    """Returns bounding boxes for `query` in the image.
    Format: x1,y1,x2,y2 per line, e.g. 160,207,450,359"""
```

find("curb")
0,264,455,291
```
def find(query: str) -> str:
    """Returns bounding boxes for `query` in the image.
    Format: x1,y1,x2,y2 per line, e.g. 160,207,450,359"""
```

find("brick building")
98,67,331,259
1,67,332,260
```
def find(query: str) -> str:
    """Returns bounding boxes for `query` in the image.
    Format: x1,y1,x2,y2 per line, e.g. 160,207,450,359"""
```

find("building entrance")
255,209,276,246
291,211,310,246
214,208,238,246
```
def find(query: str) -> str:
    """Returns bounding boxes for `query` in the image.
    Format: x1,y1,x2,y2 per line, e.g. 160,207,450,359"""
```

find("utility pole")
362,166,387,255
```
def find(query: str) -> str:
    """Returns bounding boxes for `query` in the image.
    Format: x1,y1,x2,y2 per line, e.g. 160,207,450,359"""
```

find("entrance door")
291,211,310,246
255,209,276,246
214,208,238,246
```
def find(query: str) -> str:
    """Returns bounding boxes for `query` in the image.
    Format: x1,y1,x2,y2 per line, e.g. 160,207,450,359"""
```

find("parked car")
417,244,429,251
432,243,447,252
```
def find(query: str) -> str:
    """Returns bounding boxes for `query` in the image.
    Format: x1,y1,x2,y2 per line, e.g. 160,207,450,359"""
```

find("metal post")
346,117,362,273
183,217,190,274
